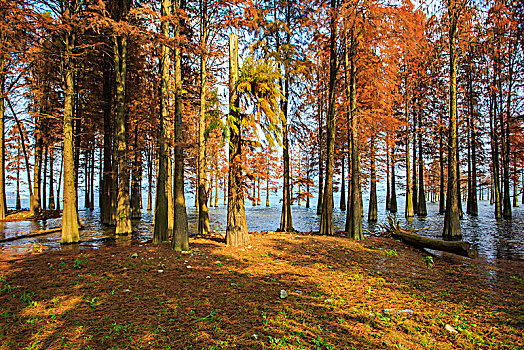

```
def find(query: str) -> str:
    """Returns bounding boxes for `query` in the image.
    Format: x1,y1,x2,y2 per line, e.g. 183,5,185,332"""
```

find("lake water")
0,191,522,262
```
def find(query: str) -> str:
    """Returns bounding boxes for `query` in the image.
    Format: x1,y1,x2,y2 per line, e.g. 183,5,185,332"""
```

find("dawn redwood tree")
443,0,462,239
61,0,81,244
112,0,132,235
197,0,210,236
154,0,172,243
170,0,189,251
319,0,337,236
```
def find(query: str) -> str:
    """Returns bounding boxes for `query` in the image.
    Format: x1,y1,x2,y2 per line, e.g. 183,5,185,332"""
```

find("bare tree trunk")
417,107,427,216
405,92,414,219
0,54,7,219
368,135,377,222
101,47,113,224
340,155,346,211
113,0,132,235
319,0,337,236
443,2,461,239
154,0,172,243
61,2,80,243
390,146,397,213
170,0,189,251
197,0,210,235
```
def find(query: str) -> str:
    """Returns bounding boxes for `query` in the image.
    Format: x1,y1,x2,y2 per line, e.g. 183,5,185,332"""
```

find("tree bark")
319,0,337,236
0,53,6,219
170,0,189,251
225,33,249,247
197,0,210,235
101,47,113,224
154,0,172,243
405,93,414,219
61,1,80,244
368,135,377,222
443,1,461,239
113,0,132,235
417,106,427,216
340,155,346,211
390,146,397,213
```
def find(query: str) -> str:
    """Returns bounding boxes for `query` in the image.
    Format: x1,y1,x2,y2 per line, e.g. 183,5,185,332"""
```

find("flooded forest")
0,0,522,349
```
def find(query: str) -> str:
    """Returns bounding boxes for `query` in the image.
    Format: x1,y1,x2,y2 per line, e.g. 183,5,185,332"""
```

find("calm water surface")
1,193,522,262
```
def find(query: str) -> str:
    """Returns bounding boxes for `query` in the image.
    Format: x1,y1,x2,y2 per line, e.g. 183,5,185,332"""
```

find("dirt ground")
0,232,522,349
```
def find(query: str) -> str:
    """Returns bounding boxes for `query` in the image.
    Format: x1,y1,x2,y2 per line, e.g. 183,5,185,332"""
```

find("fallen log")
0,221,86,243
379,215,477,259
0,227,62,243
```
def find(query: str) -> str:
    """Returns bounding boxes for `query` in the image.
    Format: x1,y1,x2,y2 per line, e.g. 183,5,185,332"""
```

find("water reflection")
0,197,522,261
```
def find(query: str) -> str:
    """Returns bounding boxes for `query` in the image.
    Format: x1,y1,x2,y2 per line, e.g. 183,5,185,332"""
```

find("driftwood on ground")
379,215,478,258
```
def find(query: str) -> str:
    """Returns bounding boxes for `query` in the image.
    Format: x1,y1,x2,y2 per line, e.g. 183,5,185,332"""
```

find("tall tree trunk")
154,0,172,243
84,149,89,208
101,48,113,224
0,52,6,219
31,118,43,216
390,146,397,213
90,146,94,210
340,156,346,211
417,107,427,216
443,2,461,239
131,124,142,218
113,0,132,235
439,117,446,214
266,160,270,207
502,47,513,219
405,92,414,219
347,28,362,239
279,1,293,232
316,69,323,215
171,0,189,250
466,75,478,216
319,0,337,236
147,143,153,211
16,147,21,210
198,0,210,235
225,33,249,247
386,137,391,211
368,135,377,222
490,87,502,219
61,2,80,243
48,146,55,210
412,104,418,214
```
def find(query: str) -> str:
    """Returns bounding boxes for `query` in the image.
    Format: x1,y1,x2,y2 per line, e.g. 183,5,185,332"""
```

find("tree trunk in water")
101,48,113,224
443,4,461,239
412,106,418,214
31,119,43,216
439,119,446,214
48,146,55,210
340,156,346,211
502,52,513,219
386,138,391,211
279,4,293,231
316,69,323,216
61,4,80,243
390,146,397,213
170,0,189,251
404,94,414,219
266,165,270,207
147,144,153,211
0,59,6,219
368,135,377,222
417,108,427,216
490,89,502,219
16,148,21,210
113,5,132,235
225,33,249,247
131,125,142,219
197,0,210,235
153,0,172,243
319,0,337,236
466,77,478,216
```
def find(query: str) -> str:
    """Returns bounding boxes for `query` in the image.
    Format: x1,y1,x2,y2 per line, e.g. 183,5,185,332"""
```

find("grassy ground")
0,232,522,349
